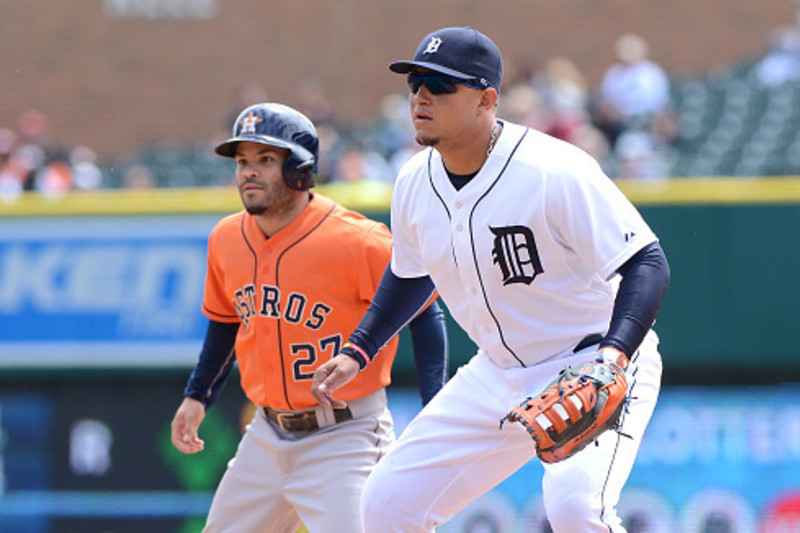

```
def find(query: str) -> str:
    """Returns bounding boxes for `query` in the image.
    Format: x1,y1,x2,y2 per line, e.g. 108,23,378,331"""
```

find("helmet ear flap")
283,152,317,191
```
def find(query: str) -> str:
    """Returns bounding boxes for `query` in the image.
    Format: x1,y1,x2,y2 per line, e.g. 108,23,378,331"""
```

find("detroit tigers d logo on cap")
423,37,443,55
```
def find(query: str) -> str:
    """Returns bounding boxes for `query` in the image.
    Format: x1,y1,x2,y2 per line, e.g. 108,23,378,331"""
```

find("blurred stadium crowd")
3,24,800,197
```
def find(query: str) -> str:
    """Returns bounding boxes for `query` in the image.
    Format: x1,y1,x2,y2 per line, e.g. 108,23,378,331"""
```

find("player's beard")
416,134,439,147
240,179,295,217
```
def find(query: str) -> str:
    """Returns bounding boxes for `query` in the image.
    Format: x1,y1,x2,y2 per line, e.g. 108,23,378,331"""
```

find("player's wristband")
339,342,373,370
596,346,629,370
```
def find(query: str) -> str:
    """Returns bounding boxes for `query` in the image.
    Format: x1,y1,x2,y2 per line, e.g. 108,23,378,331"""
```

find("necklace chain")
487,122,499,157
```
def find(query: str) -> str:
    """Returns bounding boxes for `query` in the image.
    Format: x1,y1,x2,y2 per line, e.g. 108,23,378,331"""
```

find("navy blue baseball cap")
389,27,503,90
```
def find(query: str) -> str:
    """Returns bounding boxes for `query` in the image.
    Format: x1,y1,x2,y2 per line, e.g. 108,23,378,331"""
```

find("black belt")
574,333,603,353
264,406,353,433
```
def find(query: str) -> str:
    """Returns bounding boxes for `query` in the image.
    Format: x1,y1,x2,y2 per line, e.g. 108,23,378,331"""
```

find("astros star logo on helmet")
239,112,262,134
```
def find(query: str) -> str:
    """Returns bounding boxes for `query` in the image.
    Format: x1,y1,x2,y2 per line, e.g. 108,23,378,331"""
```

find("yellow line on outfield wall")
616,177,800,205
1,178,800,217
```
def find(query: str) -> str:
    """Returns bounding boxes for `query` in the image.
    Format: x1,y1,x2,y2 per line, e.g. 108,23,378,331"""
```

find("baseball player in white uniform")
312,26,670,532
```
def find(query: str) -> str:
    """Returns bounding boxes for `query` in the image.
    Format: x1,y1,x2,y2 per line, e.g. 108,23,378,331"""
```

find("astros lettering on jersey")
203,193,398,410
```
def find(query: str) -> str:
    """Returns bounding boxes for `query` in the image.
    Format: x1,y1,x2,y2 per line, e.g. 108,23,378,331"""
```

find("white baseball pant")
362,332,662,532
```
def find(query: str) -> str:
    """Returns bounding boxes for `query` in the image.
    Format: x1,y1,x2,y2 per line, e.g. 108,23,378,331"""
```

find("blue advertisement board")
0,216,220,367
1,384,800,532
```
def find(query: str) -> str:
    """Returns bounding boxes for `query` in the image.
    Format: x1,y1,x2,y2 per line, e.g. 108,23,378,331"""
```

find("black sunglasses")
407,72,485,95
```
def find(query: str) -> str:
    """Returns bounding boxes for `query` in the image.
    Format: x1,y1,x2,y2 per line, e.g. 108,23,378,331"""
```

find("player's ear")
478,87,499,113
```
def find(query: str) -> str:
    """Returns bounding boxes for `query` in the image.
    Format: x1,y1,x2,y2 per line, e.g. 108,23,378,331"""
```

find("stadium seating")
670,60,800,178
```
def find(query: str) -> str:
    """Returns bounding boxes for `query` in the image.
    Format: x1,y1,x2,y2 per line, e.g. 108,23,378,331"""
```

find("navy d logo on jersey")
490,226,544,286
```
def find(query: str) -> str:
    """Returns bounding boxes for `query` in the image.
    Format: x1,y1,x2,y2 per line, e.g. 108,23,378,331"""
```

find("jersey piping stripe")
237,214,271,405
202,305,239,320
272,201,337,410
201,220,257,321
468,128,530,367
426,151,458,267
599,347,640,531
240,213,260,287
206,347,237,402
600,428,623,532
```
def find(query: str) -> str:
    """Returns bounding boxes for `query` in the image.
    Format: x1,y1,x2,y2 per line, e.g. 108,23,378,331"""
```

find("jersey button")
456,224,463,231
471,288,478,295
455,201,462,209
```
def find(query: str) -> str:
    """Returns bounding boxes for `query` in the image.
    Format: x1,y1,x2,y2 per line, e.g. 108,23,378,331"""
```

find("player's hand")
170,397,206,454
595,346,629,372
311,355,360,409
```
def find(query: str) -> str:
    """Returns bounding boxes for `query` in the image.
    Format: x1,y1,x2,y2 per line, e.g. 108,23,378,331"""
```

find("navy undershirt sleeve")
346,266,448,405
408,300,449,405
183,319,239,410
600,241,671,357
347,267,436,355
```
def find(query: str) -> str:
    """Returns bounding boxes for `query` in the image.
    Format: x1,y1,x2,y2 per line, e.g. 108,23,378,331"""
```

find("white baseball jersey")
390,121,657,368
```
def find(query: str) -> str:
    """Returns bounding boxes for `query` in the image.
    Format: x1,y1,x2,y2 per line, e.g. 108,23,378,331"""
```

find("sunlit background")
2,1,800,532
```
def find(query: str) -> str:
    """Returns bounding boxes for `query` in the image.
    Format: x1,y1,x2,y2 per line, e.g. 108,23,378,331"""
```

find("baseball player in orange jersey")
170,102,448,533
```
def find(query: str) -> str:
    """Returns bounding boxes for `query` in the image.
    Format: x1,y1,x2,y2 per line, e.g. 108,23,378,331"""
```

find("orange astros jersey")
202,193,398,411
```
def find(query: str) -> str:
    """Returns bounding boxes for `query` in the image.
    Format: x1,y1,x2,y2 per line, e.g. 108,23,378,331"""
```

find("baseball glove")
500,355,628,463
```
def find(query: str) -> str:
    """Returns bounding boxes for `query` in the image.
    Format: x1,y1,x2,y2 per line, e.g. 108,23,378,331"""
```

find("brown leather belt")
264,406,353,433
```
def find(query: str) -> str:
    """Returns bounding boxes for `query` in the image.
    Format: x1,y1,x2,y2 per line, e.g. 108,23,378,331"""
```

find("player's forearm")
184,319,239,409
601,241,670,357
343,266,436,368
409,300,449,405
